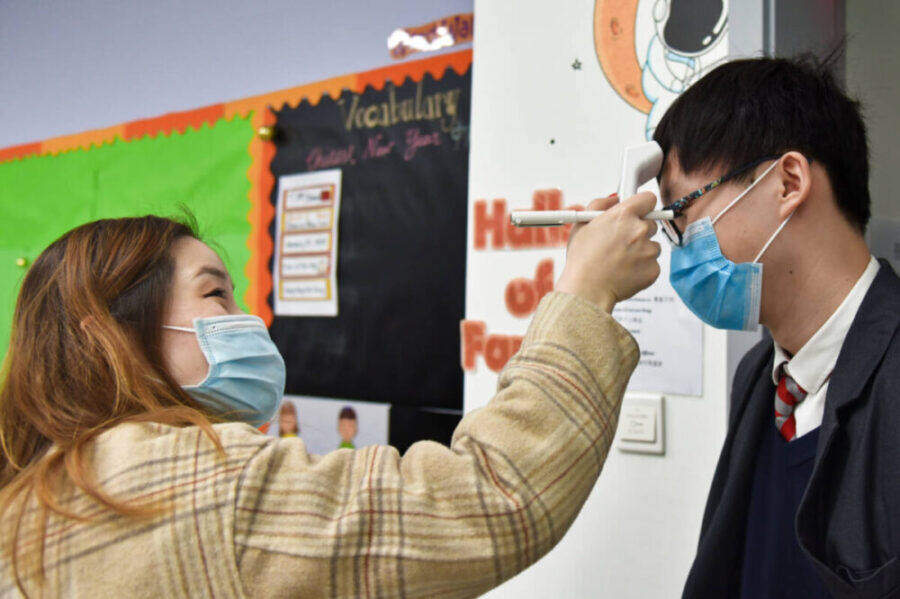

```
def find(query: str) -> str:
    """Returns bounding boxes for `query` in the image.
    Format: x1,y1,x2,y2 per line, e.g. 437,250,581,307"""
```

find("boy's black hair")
653,52,870,231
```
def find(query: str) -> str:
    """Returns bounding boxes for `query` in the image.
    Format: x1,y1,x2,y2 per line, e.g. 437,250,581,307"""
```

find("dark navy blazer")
683,259,900,599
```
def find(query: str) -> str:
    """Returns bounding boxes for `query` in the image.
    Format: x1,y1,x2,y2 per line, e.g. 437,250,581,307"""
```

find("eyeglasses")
660,155,780,247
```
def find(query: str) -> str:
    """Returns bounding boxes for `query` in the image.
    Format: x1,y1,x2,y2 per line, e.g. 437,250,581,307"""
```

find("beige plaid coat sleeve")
0,291,637,598
235,292,638,598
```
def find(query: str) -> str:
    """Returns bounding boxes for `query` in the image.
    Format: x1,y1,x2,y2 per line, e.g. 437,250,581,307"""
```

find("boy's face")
658,150,783,265
338,417,358,442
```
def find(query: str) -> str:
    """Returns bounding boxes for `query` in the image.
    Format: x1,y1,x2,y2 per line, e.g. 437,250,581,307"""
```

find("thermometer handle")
510,209,674,227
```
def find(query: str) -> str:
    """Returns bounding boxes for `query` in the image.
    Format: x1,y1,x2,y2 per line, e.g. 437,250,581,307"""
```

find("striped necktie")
775,368,807,441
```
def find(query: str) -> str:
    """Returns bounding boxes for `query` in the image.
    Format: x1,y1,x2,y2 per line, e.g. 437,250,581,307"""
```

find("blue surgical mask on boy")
669,161,793,331
163,314,285,426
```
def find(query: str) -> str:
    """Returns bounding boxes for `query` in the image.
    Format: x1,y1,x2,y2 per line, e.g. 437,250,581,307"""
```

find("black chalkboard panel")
268,66,470,445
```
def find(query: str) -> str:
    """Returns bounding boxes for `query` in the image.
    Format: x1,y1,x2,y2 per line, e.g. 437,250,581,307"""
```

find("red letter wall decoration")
463,189,580,373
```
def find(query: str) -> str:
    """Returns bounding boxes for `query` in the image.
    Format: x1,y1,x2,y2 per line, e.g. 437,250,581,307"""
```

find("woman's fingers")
586,193,619,212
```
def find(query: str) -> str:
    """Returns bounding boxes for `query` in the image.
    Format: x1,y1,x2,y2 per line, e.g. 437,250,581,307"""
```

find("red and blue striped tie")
775,369,807,441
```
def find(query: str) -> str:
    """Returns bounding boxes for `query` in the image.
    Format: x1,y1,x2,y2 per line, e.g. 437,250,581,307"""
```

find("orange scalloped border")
0,49,472,324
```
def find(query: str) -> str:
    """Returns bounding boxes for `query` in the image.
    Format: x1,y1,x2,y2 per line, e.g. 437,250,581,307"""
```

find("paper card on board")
273,169,342,317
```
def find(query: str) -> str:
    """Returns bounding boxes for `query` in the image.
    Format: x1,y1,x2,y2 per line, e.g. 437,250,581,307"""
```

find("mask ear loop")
711,160,780,226
754,210,795,263
162,325,195,333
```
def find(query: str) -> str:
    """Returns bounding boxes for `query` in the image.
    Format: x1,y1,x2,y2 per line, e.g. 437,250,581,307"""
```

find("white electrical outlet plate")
617,394,665,455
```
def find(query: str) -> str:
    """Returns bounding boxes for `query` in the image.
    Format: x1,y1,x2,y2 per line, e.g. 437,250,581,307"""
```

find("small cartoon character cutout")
279,401,300,438
338,406,358,449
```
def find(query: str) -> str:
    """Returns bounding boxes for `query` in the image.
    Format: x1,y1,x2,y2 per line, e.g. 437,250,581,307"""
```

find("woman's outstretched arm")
234,291,638,599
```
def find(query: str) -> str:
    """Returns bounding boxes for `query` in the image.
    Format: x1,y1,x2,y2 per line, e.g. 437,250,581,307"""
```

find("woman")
0,192,660,597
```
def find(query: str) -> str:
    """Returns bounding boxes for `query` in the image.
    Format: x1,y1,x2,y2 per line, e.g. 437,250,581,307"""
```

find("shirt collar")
771,255,881,393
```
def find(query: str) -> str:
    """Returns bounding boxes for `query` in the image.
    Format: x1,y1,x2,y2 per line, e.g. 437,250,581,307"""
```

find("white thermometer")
510,141,668,227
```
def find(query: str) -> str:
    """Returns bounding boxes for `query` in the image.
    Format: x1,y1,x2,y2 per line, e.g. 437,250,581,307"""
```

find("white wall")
463,1,744,597
480,330,731,599
0,0,472,149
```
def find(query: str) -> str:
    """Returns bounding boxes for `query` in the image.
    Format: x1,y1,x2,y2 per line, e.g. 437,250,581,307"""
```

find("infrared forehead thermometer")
510,141,670,227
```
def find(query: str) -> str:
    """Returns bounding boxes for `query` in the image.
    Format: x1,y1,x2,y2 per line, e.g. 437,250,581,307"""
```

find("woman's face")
161,237,243,386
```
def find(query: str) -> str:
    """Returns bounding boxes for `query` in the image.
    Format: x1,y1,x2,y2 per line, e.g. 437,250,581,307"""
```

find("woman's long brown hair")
0,215,224,590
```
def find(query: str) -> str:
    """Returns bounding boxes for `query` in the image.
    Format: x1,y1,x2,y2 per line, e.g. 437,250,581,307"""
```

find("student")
653,55,900,598
0,193,660,597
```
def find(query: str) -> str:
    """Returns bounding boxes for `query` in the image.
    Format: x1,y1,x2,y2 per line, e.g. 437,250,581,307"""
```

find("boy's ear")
777,151,812,220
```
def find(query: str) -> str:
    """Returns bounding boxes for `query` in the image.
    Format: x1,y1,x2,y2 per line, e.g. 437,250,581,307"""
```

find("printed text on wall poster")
460,189,702,397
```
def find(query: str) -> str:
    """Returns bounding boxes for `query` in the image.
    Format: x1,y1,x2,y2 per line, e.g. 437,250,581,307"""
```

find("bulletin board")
0,116,256,349
0,49,472,451
267,66,471,441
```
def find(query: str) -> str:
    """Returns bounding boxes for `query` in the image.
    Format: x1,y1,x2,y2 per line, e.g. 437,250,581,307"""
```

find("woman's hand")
556,191,662,312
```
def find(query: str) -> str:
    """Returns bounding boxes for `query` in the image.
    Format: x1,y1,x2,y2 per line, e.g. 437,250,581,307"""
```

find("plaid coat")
1,292,638,598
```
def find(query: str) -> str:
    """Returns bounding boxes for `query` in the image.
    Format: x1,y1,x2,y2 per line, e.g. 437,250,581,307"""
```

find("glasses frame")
660,154,781,247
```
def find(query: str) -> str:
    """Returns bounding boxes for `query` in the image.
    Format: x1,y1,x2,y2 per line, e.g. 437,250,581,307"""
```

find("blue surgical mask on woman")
163,314,285,426
669,161,793,331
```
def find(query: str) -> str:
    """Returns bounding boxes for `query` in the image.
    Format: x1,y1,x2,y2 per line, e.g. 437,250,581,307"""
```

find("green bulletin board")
0,115,255,353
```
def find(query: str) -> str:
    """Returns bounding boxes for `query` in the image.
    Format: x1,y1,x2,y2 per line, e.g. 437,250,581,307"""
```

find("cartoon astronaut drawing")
641,0,729,138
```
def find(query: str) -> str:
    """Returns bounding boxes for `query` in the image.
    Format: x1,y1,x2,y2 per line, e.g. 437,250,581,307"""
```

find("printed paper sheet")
273,168,342,316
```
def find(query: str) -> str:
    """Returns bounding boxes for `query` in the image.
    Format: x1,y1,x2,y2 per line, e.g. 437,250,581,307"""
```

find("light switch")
620,405,656,443
618,394,665,455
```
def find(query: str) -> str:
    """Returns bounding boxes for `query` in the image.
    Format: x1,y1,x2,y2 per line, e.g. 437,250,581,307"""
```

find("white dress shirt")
771,255,880,440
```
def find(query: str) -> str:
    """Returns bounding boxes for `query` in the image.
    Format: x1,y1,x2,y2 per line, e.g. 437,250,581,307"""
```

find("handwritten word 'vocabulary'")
337,80,461,133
